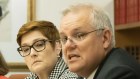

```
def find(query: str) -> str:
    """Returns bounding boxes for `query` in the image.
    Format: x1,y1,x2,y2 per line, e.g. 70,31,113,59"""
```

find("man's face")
59,11,107,77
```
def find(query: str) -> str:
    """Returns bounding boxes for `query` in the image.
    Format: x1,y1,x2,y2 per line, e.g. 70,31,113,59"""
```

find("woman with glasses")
16,21,79,79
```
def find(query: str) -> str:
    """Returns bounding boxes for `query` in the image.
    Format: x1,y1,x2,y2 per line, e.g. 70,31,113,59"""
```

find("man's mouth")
68,54,80,60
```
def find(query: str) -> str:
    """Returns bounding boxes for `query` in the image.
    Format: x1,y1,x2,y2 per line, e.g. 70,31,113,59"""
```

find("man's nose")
64,38,76,50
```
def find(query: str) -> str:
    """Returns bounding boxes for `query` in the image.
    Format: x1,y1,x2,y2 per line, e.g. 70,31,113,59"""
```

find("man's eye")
76,33,86,39
61,37,68,43
62,37,67,41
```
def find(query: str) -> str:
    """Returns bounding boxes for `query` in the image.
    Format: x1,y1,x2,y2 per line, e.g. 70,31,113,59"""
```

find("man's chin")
69,64,82,73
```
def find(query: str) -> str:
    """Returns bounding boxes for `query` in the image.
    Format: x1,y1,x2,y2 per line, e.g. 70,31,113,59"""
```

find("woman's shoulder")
25,73,38,79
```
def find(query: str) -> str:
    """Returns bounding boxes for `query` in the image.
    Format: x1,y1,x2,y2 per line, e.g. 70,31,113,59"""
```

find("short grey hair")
62,3,115,47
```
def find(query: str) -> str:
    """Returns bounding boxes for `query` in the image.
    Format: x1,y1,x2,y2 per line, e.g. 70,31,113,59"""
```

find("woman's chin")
30,65,43,73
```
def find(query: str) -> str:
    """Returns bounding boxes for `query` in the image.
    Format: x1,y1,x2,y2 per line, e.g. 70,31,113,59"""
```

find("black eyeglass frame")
17,39,52,57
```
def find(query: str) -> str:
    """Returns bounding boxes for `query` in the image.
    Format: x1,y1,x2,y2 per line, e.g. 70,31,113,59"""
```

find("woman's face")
21,30,58,74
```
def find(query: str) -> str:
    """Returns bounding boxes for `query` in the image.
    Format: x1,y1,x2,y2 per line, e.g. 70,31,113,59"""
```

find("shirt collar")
87,67,98,79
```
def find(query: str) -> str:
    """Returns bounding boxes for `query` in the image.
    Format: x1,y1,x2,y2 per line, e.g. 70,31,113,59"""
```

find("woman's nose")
30,48,38,57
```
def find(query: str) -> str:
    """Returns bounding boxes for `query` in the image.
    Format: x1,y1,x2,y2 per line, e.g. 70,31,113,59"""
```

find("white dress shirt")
87,67,98,79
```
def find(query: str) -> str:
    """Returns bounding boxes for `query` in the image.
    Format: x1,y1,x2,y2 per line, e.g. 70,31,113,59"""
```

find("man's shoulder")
101,48,140,72
94,48,140,79
95,65,140,79
107,48,139,65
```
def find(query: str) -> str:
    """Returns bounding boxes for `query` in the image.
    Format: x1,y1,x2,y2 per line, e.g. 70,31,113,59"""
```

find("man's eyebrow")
59,26,84,35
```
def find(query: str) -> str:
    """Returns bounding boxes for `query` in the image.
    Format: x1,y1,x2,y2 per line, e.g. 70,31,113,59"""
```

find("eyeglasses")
17,39,51,57
60,29,104,45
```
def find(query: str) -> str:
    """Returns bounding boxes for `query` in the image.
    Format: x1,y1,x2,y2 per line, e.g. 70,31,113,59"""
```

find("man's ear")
102,28,112,49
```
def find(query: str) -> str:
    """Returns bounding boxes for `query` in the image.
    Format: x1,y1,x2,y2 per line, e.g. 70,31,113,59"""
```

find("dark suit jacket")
94,48,140,79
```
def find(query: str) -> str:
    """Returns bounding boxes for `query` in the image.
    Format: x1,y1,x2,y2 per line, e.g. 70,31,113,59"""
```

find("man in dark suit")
59,3,140,79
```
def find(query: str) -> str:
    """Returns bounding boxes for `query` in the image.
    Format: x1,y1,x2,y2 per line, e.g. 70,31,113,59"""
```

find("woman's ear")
102,28,112,49
55,41,62,57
